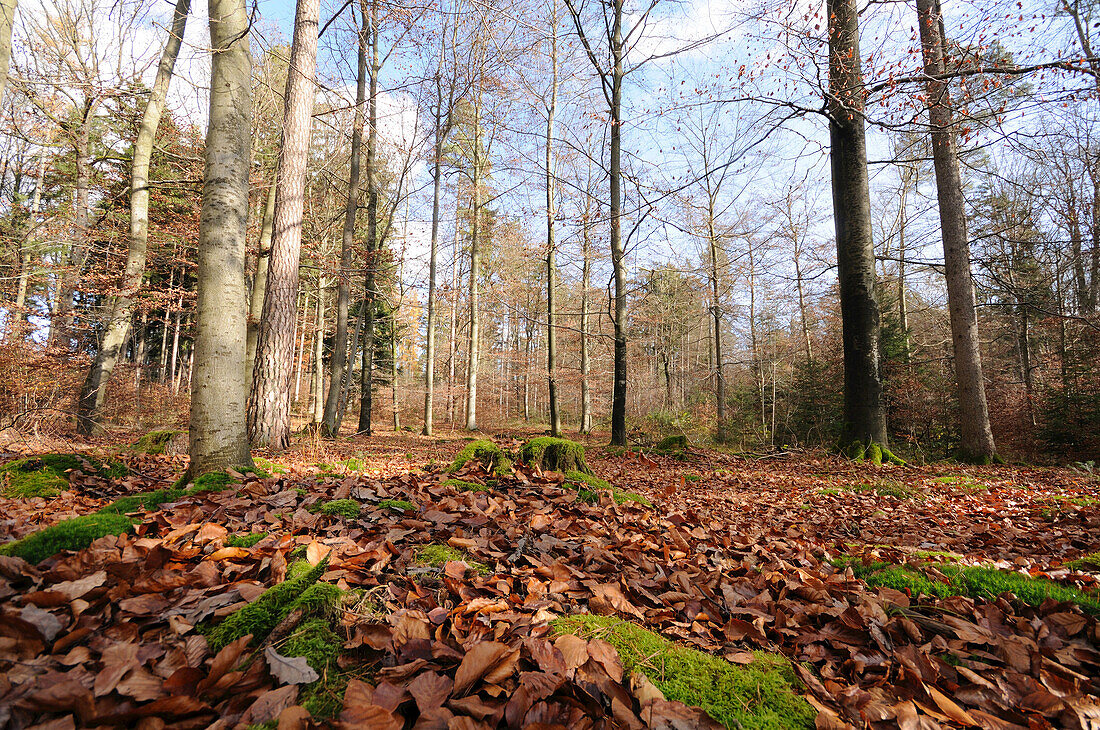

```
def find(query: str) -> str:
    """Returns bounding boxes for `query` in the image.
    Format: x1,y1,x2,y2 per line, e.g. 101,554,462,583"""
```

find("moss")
551,615,814,730
204,558,329,651
817,487,842,496
1067,552,1100,571
253,457,288,475
841,440,905,465
0,513,135,564
654,434,689,452
415,543,489,574
841,559,1100,615
131,430,182,455
519,437,591,474
377,499,416,512
98,488,188,515
293,582,344,614
0,454,127,498
851,479,919,499
564,471,651,507
447,440,513,476
339,457,364,471
442,478,490,492
281,617,341,674
683,473,701,482
308,499,360,519
226,532,269,548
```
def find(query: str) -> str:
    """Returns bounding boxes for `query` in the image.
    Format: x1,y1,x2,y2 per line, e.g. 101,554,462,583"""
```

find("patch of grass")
226,532,268,548
816,487,843,496
98,488,188,515
339,457,364,472
683,473,702,482
253,457,288,475
415,543,489,574
131,430,182,455
0,513,135,564
204,558,329,651
1051,495,1099,507
1067,552,1100,571
308,499,360,519
841,559,1100,615
447,440,513,476
377,499,416,512
551,615,814,730
442,478,491,492
0,454,128,498
519,437,590,474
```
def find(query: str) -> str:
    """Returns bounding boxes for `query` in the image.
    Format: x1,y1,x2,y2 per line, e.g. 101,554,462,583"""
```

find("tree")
247,0,321,449
0,0,16,104
357,0,381,435
544,0,561,437
76,0,191,435
914,0,998,463
827,0,890,455
188,0,253,477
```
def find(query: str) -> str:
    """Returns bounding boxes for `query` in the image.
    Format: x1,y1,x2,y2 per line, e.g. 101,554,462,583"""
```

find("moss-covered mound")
654,434,689,452
520,437,590,474
447,440,513,476
204,557,329,651
226,531,268,548
97,488,188,515
415,543,490,574
377,499,416,512
564,470,651,507
442,478,491,492
0,513,135,564
842,558,1100,615
308,499,361,519
130,429,184,455
551,615,814,730
841,440,905,466
0,453,127,498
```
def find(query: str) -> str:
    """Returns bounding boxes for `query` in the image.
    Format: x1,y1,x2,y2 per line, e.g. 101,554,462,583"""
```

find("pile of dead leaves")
1,443,1099,729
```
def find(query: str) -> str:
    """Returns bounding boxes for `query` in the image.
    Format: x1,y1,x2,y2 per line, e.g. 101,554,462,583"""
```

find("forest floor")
0,427,1099,729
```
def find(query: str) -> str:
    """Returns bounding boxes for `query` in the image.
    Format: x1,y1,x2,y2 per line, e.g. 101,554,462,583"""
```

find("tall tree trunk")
246,175,276,384
0,0,17,105
545,3,561,437
915,0,997,462
311,273,326,426
188,0,253,477
580,204,592,434
447,219,459,426
828,0,889,449
707,211,727,441
247,0,320,449
77,0,191,434
607,0,627,446
322,2,367,437
169,297,182,393
898,168,912,365
358,0,380,435
464,94,482,431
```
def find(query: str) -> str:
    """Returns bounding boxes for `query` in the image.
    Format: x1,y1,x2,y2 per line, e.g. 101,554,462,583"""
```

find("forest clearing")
0,430,1098,728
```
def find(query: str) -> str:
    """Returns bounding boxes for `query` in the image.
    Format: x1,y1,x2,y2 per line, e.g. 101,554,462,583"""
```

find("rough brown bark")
247,0,320,449
358,0,380,435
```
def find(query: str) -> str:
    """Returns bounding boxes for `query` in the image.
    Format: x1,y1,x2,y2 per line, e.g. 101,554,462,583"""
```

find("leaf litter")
0,433,1098,729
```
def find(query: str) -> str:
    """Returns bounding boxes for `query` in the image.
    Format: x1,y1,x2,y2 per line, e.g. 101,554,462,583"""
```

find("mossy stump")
654,435,688,452
447,440,513,477
519,437,591,474
841,440,905,466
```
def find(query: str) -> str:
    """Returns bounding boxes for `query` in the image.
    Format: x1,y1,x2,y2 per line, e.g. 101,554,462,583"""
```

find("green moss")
377,499,416,512
442,478,491,492
683,473,701,482
851,479,919,499
253,457,288,475
564,470,651,507
282,617,341,674
565,470,610,490
1067,552,1100,571
0,513,135,564
131,430,182,455
98,488,188,515
339,457,364,471
204,558,329,651
0,454,128,498
226,532,268,548
519,437,591,474
293,582,344,614
308,499,360,519
654,435,688,452
415,543,489,574
551,615,814,730
817,487,842,496
841,559,1100,615
447,440,513,476
841,440,905,465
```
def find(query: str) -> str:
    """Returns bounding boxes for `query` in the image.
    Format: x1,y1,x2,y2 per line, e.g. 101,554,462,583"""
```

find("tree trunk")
322,2,367,437
545,3,561,437
608,0,626,446
246,174,276,384
77,0,190,435
0,0,17,105
464,93,482,431
422,67,450,436
447,219,459,426
247,0,320,449
898,168,912,365
580,203,592,434
188,0,253,477
915,0,997,462
708,211,727,441
311,273,326,426
828,0,889,449
357,0,380,435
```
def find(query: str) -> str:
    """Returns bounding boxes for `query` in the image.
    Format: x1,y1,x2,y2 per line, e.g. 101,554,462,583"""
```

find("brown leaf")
205,547,250,562
408,671,454,713
553,634,589,672
240,685,299,727
94,642,139,697
277,705,312,730
452,641,511,696
305,540,331,565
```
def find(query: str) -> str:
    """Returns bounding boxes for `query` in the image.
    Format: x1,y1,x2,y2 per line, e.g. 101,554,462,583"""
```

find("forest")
0,0,1099,724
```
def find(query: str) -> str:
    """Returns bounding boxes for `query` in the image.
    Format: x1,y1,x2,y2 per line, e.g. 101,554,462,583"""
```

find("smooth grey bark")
545,2,561,437
579,199,592,434
247,0,320,449
707,211,726,441
322,1,367,437
358,0,380,434
464,91,483,431
0,0,16,105
77,0,191,435
915,0,997,463
828,0,889,448
188,0,253,477
310,273,325,426
246,174,276,384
